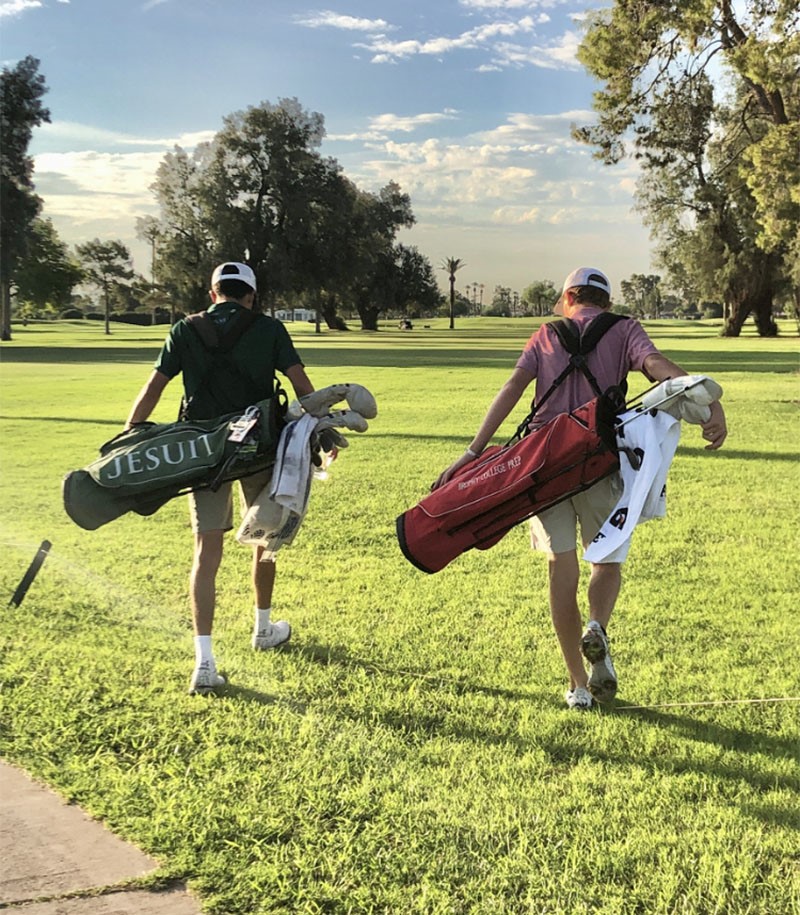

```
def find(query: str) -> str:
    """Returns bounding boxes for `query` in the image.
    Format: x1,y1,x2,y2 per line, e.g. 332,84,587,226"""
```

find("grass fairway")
1,318,799,914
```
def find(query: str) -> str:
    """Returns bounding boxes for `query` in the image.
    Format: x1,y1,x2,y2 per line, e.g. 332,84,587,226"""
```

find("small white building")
275,308,316,323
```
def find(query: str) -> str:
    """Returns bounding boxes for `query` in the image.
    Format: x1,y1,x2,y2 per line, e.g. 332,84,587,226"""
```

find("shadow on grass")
274,642,800,805
285,640,536,704
3,341,797,373
0,415,124,426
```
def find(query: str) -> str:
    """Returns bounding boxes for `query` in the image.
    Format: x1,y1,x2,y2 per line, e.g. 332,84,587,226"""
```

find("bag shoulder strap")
511,313,629,441
575,311,628,354
185,308,262,353
178,309,264,421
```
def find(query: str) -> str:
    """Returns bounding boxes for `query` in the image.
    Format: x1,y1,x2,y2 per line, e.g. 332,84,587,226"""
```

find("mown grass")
1,317,799,914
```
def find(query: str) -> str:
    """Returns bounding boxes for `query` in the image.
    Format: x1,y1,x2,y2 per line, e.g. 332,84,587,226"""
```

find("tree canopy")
15,218,83,315
147,98,439,330
0,56,50,340
575,0,799,335
76,239,133,335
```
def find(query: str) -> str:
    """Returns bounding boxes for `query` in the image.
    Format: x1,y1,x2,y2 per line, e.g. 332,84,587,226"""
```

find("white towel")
236,414,317,559
268,413,317,514
583,409,681,563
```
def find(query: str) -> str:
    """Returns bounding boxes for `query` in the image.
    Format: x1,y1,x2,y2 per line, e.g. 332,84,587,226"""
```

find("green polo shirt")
155,302,303,418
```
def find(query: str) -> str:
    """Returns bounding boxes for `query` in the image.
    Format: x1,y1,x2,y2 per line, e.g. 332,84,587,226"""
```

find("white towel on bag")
583,409,681,563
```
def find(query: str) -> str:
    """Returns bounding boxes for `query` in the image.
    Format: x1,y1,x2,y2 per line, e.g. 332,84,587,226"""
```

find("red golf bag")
396,390,623,574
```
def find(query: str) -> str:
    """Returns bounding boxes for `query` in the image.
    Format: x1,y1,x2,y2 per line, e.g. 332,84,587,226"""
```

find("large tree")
76,239,133,335
14,218,83,315
0,56,50,340
206,99,332,309
148,146,217,313
521,279,558,317
575,0,798,336
148,98,429,329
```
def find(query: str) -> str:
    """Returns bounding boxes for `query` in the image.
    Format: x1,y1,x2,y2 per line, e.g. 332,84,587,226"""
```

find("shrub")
111,312,152,326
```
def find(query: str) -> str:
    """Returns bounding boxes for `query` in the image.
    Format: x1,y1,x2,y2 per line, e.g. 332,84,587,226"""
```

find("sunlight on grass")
1,318,798,914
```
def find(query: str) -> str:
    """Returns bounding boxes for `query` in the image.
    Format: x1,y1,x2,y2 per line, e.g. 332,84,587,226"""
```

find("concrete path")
0,760,202,914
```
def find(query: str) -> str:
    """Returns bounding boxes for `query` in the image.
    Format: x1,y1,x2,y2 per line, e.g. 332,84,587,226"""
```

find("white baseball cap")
211,262,257,292
554,267,611,315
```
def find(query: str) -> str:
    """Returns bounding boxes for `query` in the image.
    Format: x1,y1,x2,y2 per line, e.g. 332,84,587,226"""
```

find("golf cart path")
0,760,201,914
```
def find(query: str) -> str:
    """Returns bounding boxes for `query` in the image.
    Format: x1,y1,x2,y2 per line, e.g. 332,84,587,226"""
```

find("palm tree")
440,257,465,330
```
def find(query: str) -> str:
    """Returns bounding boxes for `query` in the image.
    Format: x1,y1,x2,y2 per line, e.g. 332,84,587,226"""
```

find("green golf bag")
63,396,285,531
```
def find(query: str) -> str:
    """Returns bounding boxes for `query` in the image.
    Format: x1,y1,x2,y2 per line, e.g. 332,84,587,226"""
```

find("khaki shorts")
188,469,273,534
529,472,630,563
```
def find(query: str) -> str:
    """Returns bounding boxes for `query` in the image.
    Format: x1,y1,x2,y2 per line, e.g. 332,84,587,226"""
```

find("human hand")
700,400,727,450
431,452,475,491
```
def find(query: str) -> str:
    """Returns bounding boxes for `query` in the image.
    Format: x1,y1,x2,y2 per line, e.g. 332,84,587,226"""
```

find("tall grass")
1,318,798,914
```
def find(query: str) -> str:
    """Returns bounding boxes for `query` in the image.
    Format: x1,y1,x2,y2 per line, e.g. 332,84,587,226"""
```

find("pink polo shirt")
515,307,658,426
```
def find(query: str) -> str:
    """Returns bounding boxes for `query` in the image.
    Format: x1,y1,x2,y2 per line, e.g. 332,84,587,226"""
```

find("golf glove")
316,428,349,453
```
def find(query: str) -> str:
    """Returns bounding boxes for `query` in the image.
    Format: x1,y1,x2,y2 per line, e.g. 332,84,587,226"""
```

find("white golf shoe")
188,661,226,695
565,686,594,710
252,620,292,650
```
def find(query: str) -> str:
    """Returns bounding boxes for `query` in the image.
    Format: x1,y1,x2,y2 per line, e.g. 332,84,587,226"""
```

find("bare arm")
432,366,534,489
285,363,315,399
125,370,171,429
642,353,728,450
642,352,688,383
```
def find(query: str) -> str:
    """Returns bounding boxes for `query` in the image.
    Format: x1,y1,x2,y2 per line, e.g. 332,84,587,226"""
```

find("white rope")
615,696,800,711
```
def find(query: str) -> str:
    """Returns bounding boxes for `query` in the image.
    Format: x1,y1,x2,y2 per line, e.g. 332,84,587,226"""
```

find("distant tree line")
3,24,797,341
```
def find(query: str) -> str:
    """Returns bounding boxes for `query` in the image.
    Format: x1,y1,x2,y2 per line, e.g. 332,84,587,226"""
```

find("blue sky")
1,0,654,300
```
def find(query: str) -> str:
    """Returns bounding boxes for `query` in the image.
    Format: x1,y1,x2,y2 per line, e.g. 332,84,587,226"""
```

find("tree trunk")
1,280,12,341
449,278,455,330
320,294,347,330
359,305,379,331
792,288,800,335
722,252,779,337
722,295,750,336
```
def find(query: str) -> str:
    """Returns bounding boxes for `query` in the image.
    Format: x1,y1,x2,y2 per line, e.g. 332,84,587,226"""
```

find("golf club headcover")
315,410,369,434
641,375,723,424
296,384,378,419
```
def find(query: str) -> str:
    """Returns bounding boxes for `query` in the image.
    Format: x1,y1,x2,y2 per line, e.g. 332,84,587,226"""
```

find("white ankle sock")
194,635,214,667
255,607,272,632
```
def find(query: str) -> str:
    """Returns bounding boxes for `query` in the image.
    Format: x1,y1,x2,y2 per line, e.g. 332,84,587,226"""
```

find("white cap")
554,267,611,315
211,262,257,292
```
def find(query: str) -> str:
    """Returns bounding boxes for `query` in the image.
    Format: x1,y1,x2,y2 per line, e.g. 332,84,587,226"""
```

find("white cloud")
36,120,215,149
294,10,393,32
142,0,169,10
360,17,539,63
369,110,459,133
343,110,640,234
488,29,582,69
326,109,460,142
461,0,560,8
491,205,541,224
0,0,42,19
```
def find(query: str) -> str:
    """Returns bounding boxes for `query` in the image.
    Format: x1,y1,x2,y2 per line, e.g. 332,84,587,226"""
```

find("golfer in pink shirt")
434,267,727,711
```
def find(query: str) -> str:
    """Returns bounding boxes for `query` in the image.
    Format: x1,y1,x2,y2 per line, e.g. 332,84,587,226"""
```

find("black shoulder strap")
185,308,261,353
178,309,263,421
511,313,629,441
576,312,628,354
